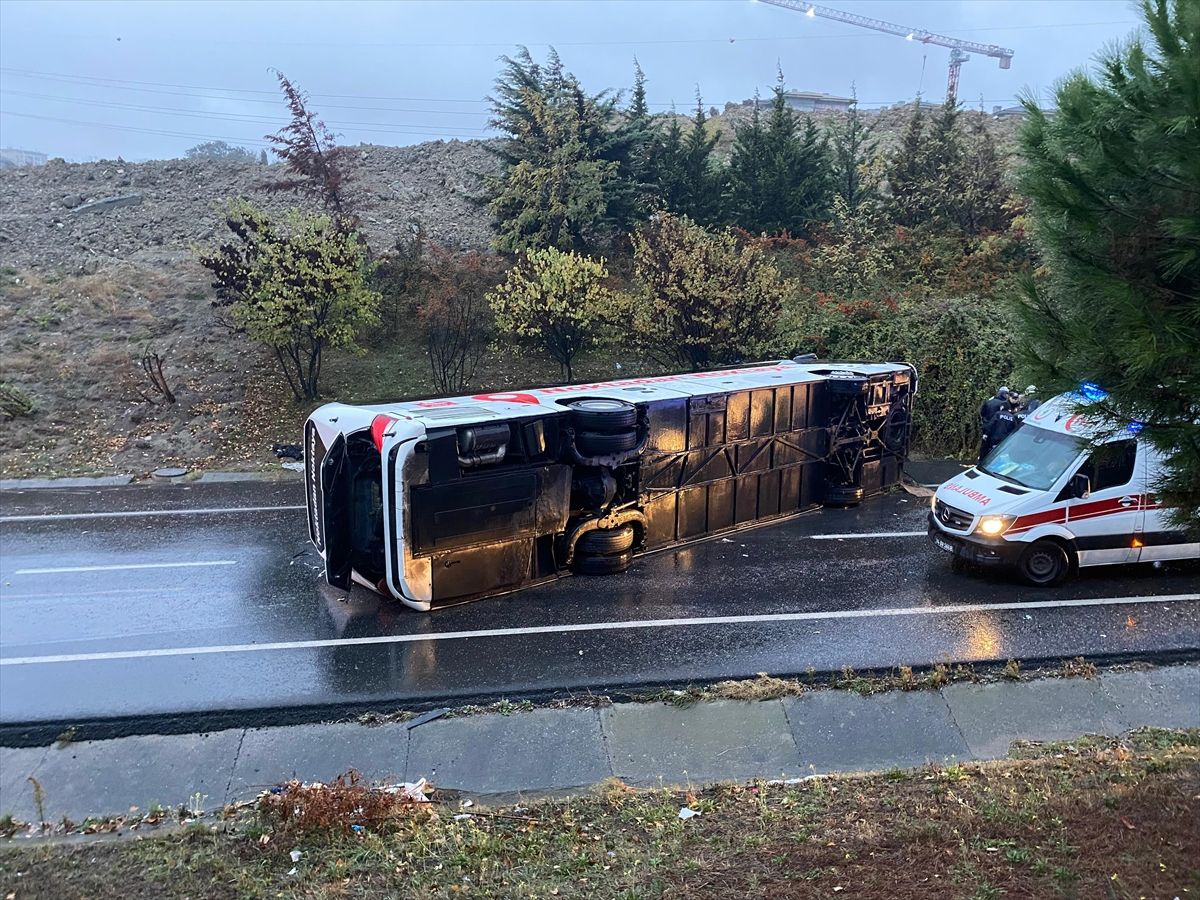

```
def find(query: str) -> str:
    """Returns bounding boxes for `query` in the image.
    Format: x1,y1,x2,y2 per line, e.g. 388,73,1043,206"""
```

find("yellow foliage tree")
487,247,618,381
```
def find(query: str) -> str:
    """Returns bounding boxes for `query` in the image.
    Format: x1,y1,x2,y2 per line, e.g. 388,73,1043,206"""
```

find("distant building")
781,91,855,113
991,105,1026,119
0,147,48,168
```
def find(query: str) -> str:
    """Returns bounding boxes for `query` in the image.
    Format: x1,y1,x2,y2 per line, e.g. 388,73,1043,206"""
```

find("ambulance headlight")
977,514,1015,536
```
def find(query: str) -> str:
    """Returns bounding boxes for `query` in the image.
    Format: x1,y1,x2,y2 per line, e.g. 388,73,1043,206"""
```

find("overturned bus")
305,359,916,611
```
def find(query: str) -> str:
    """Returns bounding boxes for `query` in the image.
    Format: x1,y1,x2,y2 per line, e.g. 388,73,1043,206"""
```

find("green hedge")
783,293,1021,457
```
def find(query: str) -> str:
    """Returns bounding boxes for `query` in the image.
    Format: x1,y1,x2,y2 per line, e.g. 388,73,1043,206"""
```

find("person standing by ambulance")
978,387,1010,463
981,392,1020,462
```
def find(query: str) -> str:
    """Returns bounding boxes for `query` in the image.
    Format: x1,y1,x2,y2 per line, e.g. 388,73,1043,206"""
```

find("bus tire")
578,524,636,555
568,398,638,432
1017,540,1070,587
573,550,633,576
576,429,639,455
824,485,864,507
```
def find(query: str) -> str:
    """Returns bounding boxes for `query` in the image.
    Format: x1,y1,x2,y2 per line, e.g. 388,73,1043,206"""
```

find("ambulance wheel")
576,429,639,455
824,485,864,507
1017,540,1070,587
572,550,632,576
578,525,636,555
568,398,638,432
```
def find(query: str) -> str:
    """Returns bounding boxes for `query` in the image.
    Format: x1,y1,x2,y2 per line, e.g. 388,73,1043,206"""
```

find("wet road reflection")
1,485,1196,726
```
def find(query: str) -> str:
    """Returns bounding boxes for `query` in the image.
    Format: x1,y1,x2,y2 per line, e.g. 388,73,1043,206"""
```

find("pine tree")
828,88,879,212
1015,0,1200,524
727,71,830,237
650,95,723,225
885,101,929,228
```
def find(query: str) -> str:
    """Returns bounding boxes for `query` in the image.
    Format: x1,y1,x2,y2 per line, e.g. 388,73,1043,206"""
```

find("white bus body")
306,360,916,610
928,393,1198,585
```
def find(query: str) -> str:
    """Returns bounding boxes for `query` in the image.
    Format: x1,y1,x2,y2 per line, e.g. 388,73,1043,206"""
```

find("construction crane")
757,0,1013,105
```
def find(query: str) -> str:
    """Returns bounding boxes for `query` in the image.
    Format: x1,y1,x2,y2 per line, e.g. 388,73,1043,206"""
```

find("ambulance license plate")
932,535,954,554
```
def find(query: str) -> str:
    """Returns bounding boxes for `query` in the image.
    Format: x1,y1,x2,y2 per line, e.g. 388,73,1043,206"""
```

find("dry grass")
1,732,1196,899
710,672,806,701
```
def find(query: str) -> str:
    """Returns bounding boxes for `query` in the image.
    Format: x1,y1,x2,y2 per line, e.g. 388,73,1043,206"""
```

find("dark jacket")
980,397,1005,427
984,408,1019,445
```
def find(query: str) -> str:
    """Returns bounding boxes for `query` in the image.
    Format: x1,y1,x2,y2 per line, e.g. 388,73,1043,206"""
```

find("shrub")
0,382,35,419
629,213,790,370
487,246,618,381
784,292,1020,456
419,248,506,393
198,201,380,401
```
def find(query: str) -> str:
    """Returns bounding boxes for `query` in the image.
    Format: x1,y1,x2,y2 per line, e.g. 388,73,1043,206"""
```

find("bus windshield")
981,427,1083,491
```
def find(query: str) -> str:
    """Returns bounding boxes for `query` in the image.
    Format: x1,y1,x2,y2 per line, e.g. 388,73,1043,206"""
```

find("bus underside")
309,367,915,608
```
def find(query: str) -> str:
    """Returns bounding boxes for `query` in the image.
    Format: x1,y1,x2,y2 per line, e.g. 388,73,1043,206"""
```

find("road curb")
3,652,1197,749
1,665,1195,825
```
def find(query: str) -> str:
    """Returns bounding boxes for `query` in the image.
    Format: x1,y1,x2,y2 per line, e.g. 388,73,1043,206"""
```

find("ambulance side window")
1077,440,1137,492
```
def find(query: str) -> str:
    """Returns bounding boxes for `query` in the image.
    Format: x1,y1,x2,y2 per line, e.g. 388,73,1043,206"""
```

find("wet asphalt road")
1,479,1197,737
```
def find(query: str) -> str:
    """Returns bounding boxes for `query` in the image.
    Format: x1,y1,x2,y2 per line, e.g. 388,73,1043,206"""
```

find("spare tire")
576,429,639,455
578,524,636,555
572,550,633,576
824,484,865,507
568,398,638,432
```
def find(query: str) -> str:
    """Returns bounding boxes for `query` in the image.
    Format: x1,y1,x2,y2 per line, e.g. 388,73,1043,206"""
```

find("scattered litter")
290,849,302,863
579,649,585,656
741,554,750,558
677,807,699,820
259,834,271,845
405,708,450,731
281,461,304,472
351,824,365,834
272,443,303,461
1023,614,1032,620
720,538,734,544
287,867,298,876
384,778,431,803
461,799,474,809
453,814,474,821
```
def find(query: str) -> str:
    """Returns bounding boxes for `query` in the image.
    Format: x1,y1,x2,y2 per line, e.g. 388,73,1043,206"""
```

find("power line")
0,69,494,116
0,88,492,136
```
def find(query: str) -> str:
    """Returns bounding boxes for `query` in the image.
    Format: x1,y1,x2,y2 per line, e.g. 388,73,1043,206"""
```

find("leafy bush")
784,292,1020,456
487,246,618,381
629,213,790,370
198,201,380,401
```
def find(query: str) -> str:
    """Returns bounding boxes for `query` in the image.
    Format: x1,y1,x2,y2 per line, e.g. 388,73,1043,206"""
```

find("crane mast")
757,0,1014,105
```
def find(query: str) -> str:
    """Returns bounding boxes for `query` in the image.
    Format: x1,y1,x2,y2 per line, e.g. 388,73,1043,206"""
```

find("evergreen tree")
650,95,724,225
486,48,620,253
885,101,929,228
957,112,1009,234
727,72,831,237
828,89,879,212
1015,0,1200,524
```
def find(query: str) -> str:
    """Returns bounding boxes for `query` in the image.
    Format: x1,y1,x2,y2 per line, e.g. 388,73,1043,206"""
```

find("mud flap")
321,434,353,590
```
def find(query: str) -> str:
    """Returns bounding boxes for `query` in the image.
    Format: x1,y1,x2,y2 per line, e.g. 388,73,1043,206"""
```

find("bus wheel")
573,550,633,576
576,430,639,455
568,398,638,432
1017,540,1070,586
578,524,636,555
824,485,864,507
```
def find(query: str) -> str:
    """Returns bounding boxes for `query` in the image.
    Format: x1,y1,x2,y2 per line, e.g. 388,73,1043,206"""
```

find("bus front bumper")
926,514,1021,567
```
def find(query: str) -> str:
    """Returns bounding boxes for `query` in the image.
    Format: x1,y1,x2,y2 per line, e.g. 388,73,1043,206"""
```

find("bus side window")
1077,439,1138,493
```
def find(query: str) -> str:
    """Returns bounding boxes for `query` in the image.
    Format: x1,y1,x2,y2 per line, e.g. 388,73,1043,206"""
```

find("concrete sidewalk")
1,666,1196,824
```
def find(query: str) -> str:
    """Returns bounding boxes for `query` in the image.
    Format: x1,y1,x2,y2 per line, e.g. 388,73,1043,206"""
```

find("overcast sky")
0,0,1142,162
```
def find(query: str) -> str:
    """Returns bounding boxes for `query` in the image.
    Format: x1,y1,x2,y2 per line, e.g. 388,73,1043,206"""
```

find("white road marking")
811,531,926,540
13,560,237,575
0,505,305,523
1,593,1195,667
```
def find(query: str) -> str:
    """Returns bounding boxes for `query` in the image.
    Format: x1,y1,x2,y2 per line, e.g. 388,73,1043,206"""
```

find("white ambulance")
928,392,1198,585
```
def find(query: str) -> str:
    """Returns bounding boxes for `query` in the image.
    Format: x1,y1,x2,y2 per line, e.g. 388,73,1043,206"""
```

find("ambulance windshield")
981,427,1083,491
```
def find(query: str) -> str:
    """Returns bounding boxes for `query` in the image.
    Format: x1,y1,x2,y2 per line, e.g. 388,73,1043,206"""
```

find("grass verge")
1,729,1196,899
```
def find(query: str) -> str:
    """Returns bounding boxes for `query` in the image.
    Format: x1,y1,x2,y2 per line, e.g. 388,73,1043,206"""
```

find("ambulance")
928,391,1198,585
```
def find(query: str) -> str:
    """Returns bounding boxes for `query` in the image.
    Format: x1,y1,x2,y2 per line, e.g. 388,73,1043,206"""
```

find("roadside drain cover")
152,467,188,478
